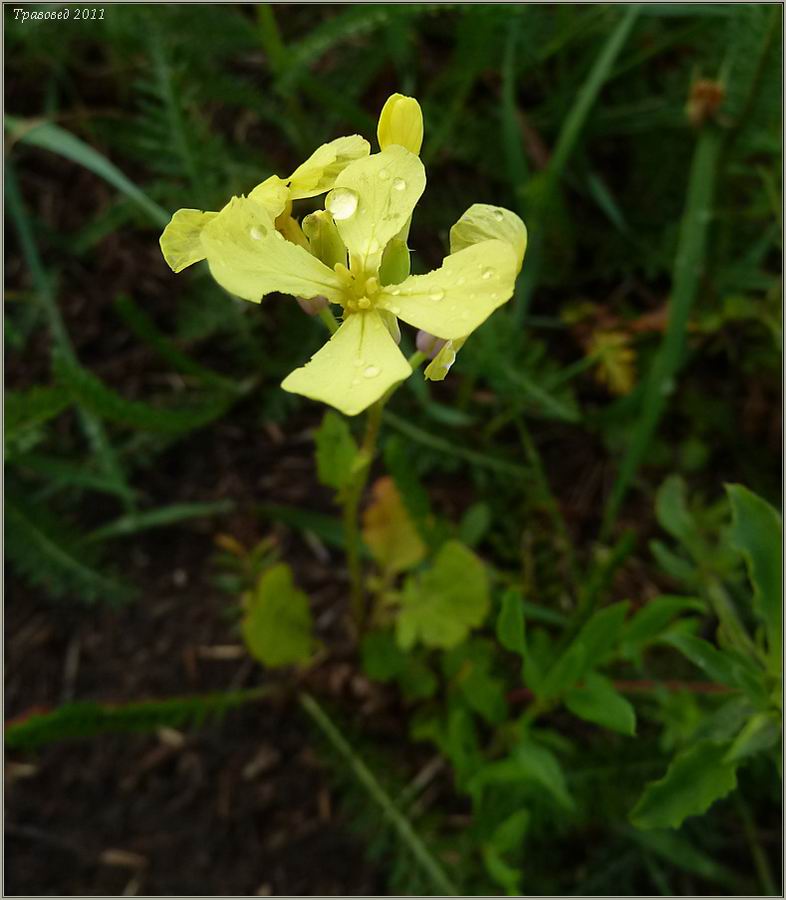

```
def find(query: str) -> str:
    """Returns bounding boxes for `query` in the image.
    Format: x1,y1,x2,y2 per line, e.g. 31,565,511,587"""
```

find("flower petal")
248,174,290,218
281,310,412,416
328,145,426,274
200,196,344,303
424,337,467,381
288,135,371,200
160,209,217,273
376,240,519,340
377,94,424,155
450,204,527,272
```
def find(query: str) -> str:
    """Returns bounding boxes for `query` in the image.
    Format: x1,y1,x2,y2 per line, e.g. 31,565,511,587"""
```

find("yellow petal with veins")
449,204,527,272
200,196,344,304
281,310,412,416
377,240,518,341
159,209,217,273
288,135,371,200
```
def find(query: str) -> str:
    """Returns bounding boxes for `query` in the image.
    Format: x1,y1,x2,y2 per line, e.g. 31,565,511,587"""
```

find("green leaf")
621,595,705,658
314,410,359,490
630,740,738,830
726,484,782,671
5,689,270,750
241,564,314,667
564,672,637,736
661,633,742,688
724,712,780,763
6,116,169,227
5,386,70,443
496,589,526,656
655,475,698,546
469,736,574,811
482,809,530,896
396,541,489,650
361,631,436,700
444,640,508,725
86,500,234,542
539,601,629,698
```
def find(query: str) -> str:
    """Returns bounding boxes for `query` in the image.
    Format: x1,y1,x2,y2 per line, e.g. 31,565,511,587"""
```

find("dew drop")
457,276,466,286
460,311,469,321
249,227,263,240
482,267,495,280
429,289,445,302
378,168,391,180
492,209,504,222
326,187,359,220
392,177,407,192
363,365,380,379
351,378,360,386
353,358,365,367
391,289,401,296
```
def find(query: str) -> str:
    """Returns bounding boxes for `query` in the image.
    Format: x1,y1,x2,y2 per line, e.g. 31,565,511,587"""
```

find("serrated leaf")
362,476,426,574
396,541,489,650
241,564,314,667
726,484,782,671
630,740,738,830
314,410,358,490
565,672,636,736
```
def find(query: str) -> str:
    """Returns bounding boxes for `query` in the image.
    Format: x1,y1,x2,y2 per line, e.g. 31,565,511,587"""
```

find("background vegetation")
6,3,781,896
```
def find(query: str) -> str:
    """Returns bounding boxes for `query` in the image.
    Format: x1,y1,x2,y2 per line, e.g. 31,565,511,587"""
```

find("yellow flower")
159,95,527,416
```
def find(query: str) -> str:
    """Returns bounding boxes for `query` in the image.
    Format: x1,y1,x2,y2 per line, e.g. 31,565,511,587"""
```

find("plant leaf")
241,564,314,667
396,541,489,650
362,476,426,574
314,410,359,490
630,740,738,829
564,672,637,736
726,483,782,671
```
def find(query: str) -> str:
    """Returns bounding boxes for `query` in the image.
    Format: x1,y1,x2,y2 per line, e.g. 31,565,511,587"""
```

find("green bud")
378,238,411,287
302,210,348,270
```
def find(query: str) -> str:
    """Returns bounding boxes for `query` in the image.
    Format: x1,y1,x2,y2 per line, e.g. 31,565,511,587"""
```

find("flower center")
334,264,381,315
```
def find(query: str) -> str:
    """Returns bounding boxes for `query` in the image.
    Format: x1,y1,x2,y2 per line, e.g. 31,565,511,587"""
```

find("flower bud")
302,210,348,269
378,238,411,287
377,94,424,156
416,330,446,359
297,295,329,316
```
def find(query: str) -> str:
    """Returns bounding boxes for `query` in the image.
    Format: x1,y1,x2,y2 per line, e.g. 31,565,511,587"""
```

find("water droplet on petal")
353,358,365,367
457,276,466,286
482,267,495,280
391,289,401,296
460,311,469,321
493,209,504,222
250,227,263,240
363,365,380,379
378,168,390,180
392,177,407,192
429,289,445,302
351,378,360,386
326,187,359,220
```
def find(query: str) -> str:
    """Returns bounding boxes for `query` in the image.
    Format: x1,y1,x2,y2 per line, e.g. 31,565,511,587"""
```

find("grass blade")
6,116,169,227
602,125,723,536
86,500,235,543
299,692,459,896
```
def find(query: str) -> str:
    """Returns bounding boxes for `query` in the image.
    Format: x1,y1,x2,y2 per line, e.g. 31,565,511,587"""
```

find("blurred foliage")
5,3,781,896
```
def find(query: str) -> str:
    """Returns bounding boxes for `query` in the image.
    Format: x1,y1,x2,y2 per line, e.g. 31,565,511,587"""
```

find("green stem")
342,350,427,634
734,792,777,897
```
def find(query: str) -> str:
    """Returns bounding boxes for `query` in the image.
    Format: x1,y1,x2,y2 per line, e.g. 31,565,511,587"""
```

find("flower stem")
343,352,425,635
318,306,339,334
